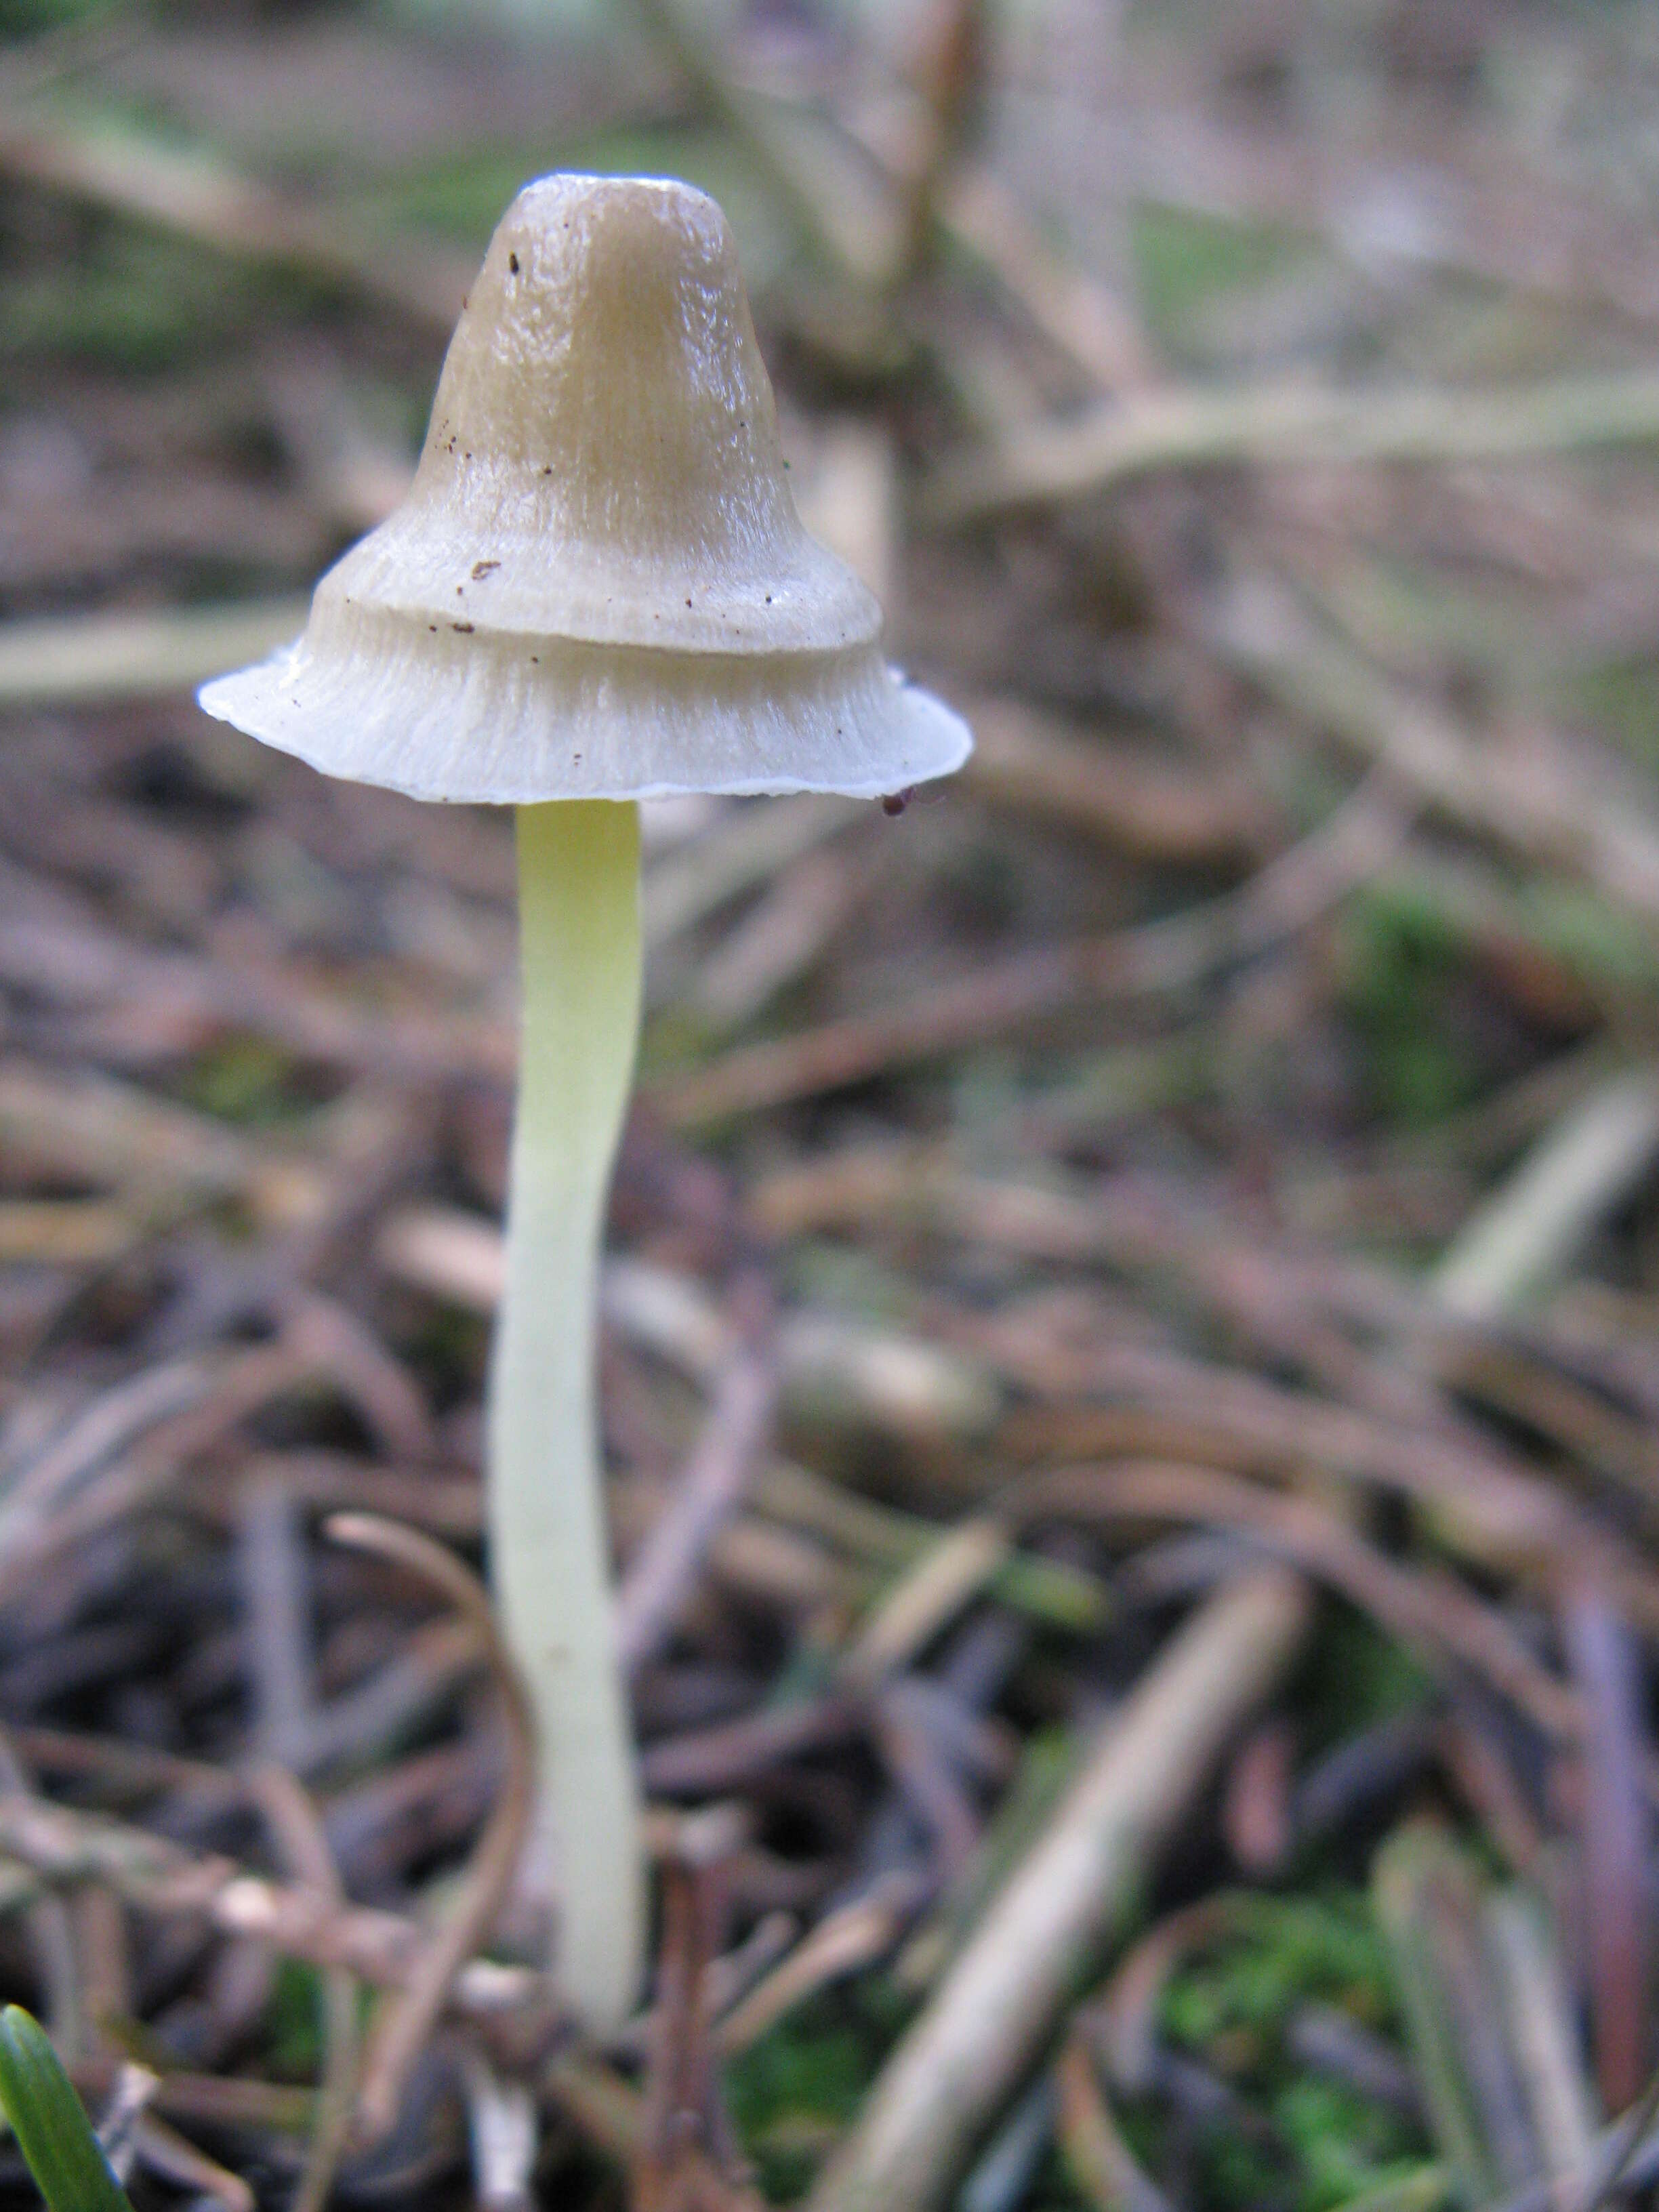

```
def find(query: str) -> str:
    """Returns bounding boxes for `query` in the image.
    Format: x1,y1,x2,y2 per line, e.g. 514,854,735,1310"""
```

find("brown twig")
0,106,470,329
717,1870,929,2057
0,1769,541,2011
1023,1462,1582,1745
1212,571,1659,928
657,766,1408,1122
130,2116,255,2212
237,1481,316,1771
961,695,1272,861
617,1339,779,1675
1560,1568,1654,2113
923,367,1659,525
323,1514,539,2142
636,1849,763,2212
641,1694,867,1798
1054,2035,1172,2212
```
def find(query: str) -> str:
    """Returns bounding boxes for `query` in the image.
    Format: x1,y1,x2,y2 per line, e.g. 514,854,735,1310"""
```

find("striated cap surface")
199,173,970,801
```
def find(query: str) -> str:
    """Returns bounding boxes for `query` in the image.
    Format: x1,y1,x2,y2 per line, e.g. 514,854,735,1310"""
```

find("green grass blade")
0,2007,134,2212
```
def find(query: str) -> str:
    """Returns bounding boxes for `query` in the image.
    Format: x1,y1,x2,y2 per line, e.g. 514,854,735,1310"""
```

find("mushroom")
199,172,971,2032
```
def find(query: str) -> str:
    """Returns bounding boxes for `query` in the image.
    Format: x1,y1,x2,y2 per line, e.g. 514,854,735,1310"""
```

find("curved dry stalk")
245,1764,361,2212
1054,2036,1171,2212
1083,1895,1248,2097
323,1513,537,2143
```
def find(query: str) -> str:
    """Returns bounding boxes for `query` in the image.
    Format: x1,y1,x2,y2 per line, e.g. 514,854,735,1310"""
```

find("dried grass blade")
322,1515,538,2142
806,1568,1310,2212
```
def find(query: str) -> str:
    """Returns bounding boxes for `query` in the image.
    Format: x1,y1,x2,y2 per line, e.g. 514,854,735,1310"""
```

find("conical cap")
199,173,970,802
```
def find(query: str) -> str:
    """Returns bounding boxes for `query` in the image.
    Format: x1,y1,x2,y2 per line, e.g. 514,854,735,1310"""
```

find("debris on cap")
200,173,970,804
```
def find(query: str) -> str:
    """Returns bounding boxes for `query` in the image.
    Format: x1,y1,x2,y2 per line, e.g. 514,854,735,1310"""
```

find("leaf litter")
1,3,1658,2208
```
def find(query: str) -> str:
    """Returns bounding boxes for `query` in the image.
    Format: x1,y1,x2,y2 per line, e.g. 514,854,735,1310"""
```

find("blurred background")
3,3,1659,2210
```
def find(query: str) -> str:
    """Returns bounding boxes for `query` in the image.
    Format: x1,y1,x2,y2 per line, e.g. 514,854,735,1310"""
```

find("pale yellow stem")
489,798,644,2031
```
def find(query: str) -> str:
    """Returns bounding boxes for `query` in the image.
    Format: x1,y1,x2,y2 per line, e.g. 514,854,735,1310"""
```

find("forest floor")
3,4,1659,2209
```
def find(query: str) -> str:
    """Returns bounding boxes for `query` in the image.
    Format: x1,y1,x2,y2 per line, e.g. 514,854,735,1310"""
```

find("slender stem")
489,799,644,2032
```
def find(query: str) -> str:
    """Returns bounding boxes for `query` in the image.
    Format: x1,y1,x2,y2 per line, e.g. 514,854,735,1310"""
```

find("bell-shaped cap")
199,173,970,802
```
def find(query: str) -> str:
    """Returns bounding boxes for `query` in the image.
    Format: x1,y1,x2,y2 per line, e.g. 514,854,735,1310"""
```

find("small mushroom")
199,172,970,2032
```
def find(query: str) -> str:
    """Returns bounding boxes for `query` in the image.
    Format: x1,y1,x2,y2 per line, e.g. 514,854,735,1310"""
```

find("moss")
0,0,112,33
1338,881,1486,1128
726,1993,898,2205
260,1958,325,2082
1557,654,1659,774
1,206,318,373
1300,1611,1435,1754
1152,1891,1427,2212
1130,201,1324,348
178,1036,306,1127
